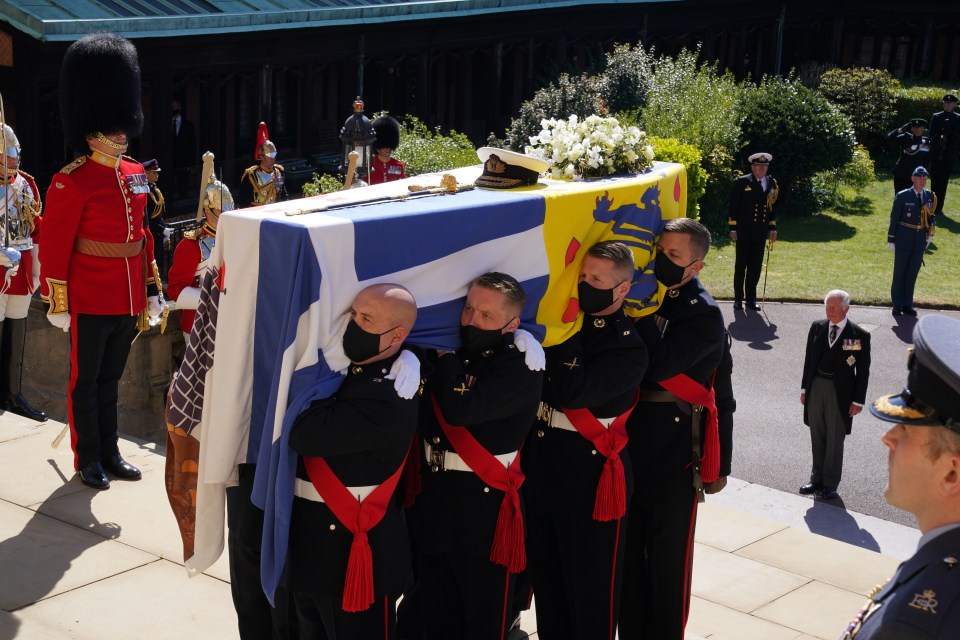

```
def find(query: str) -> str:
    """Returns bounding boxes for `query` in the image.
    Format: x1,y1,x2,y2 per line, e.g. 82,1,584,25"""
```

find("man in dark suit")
800,289,871,500
728,152,779,311
841,313,960,639
170,97,196,200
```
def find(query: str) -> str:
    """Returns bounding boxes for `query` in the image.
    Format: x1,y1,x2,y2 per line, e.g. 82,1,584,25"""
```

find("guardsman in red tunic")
40,33,162,490
167,152,232,335
369,116,406,185
0,123,46,422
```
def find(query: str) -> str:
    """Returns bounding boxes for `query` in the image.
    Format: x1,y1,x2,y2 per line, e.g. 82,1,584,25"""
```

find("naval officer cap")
748,152,772,165
908,117,927,128
912,165,930,177
475,147,549,189
943,93,958,103
870,314,960,434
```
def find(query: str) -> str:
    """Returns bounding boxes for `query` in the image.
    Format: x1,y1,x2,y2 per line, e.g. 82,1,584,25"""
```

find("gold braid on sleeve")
43,278,69,315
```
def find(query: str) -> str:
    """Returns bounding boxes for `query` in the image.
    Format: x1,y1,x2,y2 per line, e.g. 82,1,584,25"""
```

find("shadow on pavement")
803,499,880,553
891,315,918,344
727,309,778,350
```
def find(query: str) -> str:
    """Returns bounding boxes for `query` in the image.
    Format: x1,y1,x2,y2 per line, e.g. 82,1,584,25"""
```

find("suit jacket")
171,117,197,169
889,188,936,250
846,525,960,639
801,319,871,434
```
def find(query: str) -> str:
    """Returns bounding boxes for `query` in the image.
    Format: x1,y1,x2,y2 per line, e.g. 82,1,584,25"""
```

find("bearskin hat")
372,116,401,151
59,33,143,153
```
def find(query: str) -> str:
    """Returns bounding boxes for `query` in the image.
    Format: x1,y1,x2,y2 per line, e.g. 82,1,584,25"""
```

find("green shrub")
503,73,602,151
894,85,950,129
738,73,855,211
648,136,705,220
817,67,900,149
836,144,876,193
302,172,345,197
598,43,654,114
392,116,478,176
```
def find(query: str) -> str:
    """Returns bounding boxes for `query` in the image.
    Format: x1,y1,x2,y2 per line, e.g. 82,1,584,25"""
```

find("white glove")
513,328,546,371
47,313,70,332
887,242,895,251
926,237,933,248
162,227,174,241
5,263,18,278
386,349,421,400
147,295,163,319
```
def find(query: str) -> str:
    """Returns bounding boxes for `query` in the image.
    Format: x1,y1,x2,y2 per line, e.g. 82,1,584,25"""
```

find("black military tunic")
415,333,542,640
728,173,778,305
619,278,726,640
286,351,419,637
524,308,648,640
929,108,960,214
842,526,960,639
886,128,931,194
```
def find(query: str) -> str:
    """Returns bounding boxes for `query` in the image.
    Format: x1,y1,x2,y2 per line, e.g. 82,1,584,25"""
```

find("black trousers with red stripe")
69,313,137,470
619,402,699,640
526,510,628,640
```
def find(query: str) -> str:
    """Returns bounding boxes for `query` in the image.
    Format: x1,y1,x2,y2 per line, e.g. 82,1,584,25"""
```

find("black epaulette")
59,156,86,175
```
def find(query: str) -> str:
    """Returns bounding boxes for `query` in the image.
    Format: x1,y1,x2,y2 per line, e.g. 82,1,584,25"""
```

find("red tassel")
592,454,626,522
700,399,720,483
489,488,526,573
341,532,374,613
399,438,422,508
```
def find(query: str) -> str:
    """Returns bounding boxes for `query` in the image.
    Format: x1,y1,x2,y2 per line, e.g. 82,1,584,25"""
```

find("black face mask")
578,280,622,315
460,317,514,354
342,319,396,363
655,254,695,288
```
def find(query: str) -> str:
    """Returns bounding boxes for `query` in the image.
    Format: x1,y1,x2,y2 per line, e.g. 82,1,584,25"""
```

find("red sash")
561,391,638,522
658,374,720,483
302,454,407,612
430,394,526,573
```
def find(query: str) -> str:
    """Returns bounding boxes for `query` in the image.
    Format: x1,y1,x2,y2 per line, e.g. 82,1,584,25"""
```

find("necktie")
830,324,838,344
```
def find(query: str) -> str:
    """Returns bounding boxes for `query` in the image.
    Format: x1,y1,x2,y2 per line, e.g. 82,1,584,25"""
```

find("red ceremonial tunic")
1,171,43,296
40,153,155,316
166,227,214,333
369,157,405,185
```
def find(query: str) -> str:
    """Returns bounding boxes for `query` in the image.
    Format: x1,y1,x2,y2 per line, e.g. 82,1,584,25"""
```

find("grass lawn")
697,176,960,309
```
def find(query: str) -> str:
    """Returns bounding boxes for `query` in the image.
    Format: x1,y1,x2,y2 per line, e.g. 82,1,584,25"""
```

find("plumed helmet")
259,139,278,159
59,33,143,154
372,116,401,151
197,151,233,221
1,124,20,159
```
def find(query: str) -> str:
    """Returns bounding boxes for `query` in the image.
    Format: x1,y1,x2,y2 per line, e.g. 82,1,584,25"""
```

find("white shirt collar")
828,317,848,346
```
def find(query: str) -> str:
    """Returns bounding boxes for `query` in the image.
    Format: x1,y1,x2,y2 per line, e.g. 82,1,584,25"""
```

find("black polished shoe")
799,482,822,495
902,307,918,317
892,307,903,316
5,394,48,422
820,486,839,500
746,302,762,311
78,462,110,490
103,454,141,480
732,301,743,311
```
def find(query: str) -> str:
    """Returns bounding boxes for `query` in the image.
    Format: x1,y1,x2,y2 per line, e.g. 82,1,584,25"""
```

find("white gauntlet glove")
887,242,895,251
386,349,421,400
47,313,70,332
513,328,546,372
147,295,163,320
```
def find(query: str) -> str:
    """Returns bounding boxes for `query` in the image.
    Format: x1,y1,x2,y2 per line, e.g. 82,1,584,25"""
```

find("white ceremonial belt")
424,441,518,472
293,478,378,503
537,401,615,431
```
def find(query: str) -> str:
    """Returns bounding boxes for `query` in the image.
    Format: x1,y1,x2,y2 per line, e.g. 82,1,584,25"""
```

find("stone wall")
23,299,184,446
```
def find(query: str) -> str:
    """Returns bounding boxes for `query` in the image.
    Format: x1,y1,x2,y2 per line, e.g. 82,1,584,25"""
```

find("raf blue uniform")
888,187,936,314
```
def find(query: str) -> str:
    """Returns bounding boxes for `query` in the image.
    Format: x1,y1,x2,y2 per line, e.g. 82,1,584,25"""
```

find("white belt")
293,478,378,503
538,402,615,431
424,441,518,472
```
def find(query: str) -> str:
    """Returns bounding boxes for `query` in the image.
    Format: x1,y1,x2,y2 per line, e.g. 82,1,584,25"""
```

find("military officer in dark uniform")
524,241,648,640
840,313,960,639
929,93,959,215
728,152,778,311
141,158,172,278
886,118,931,194
287,283,420,637
41,33,162,489
799,290,872,500
889,165,936,317
237,139,287,208
620,218,727,640
415,272,543,640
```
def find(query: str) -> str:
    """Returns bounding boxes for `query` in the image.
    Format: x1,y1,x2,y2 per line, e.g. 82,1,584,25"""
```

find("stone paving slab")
751,580,867,640
695,502,789,552
687,596,806,640
0,609,66,640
